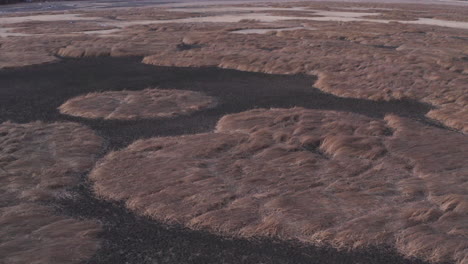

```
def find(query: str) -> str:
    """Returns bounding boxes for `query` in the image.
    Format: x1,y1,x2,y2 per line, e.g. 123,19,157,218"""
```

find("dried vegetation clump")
0,34,60,68
142,17,468,132
0,121,103,264
4,20,117,35
59,88,217,120
90,108,468,264
79,7,199,21
1,4,466,133
55,23,200,58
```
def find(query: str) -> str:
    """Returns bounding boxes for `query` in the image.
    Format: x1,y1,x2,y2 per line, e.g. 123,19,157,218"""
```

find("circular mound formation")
0,121,103,264
58,88,217,120
90,108,468,264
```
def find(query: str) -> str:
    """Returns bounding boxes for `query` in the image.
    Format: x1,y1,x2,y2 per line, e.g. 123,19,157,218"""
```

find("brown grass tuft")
1,4,466,133
0,204,101,264
90,108,468,264
0,121,104,263
58,88,217,120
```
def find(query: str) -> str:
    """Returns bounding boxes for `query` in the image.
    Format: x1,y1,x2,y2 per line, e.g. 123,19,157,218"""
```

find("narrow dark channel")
0,56,433,149
0,56,437,264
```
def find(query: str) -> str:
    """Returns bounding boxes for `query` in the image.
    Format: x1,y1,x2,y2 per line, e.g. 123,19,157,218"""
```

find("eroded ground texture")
59,88,217,120
0,1,467,264
0,122,103,264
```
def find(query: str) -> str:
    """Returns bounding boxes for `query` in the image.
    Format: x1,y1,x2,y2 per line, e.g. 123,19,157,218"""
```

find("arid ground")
0,0,467,264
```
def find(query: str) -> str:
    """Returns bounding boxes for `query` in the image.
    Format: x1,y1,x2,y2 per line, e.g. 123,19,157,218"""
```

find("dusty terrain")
0,1,466,264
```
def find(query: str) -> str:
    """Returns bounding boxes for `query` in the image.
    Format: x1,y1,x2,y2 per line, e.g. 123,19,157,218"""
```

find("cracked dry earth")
0,1,467,264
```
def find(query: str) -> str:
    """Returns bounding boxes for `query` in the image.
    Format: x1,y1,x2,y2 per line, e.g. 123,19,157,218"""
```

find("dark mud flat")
0,57,432,149
0,57,436,264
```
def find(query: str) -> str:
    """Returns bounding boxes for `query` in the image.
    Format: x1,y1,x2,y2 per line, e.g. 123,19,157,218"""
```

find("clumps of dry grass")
384,115,468,264
426,103,468,132
0,204,101,264
0,121,104,263
57,44,110,57
1,4,466,134
90,108,467,264
58,88,217,120
141,15,468,133
0,121,103,201
6,21,117,35
0,36,59,68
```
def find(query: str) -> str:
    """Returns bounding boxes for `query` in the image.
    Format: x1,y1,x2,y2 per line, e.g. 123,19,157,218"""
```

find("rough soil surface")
90,108,468,264
0,121,103,264
59,88,217,120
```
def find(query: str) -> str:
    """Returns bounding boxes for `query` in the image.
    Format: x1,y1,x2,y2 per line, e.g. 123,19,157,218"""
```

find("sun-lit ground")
0,1,467,264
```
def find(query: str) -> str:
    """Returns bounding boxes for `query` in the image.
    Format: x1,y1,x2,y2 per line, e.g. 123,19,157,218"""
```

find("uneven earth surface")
0,0,467,264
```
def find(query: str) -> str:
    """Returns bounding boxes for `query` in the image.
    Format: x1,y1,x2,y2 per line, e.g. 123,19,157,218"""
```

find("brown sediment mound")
90,108,468,264
58,88,217,120
0,121,103,263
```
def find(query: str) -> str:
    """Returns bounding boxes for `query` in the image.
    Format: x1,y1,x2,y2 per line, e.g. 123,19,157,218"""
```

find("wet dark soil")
0,56,432,149
0,56,437,264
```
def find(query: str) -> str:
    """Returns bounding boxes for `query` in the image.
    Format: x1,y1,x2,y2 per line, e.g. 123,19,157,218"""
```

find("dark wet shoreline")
0,56,438,264
0,56,433,149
